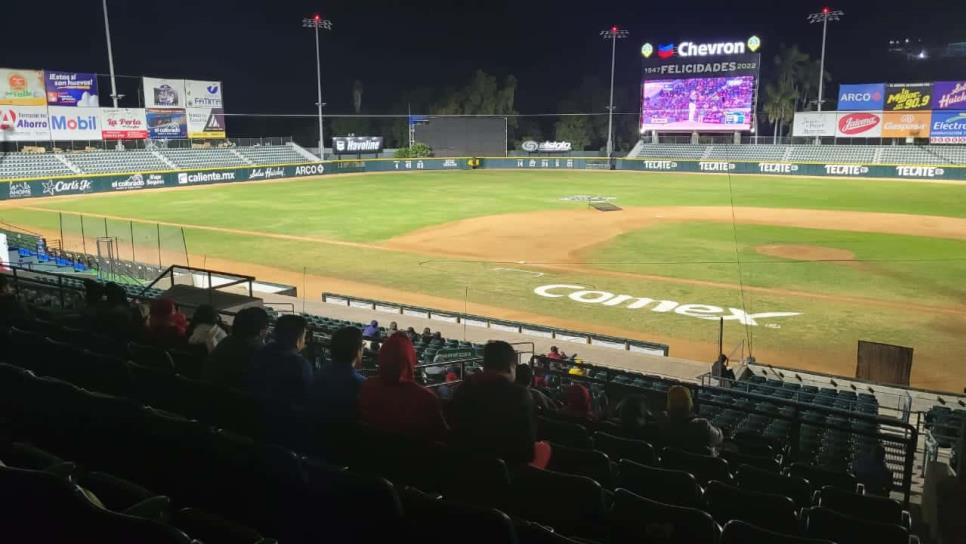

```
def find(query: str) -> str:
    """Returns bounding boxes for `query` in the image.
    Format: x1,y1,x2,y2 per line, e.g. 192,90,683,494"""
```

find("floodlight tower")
807,7,843,112
302,14,333,158
600,26,629,158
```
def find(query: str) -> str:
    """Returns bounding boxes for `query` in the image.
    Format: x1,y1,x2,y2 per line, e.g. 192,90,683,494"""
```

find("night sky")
4,0,965,119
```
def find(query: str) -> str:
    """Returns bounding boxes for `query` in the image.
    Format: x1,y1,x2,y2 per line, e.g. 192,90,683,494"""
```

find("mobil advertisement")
837,83,884,111
933,81,966,110
0,105,51,141
185,80,223,108
100,108,148,140
929,111,966,144
142,77,185,108
45,71,99,107
835,111,882,138
0,68,46,106
186,108,226,139
48,106,101,140
884,83,932,111
881,112,932,138
146,108,187,139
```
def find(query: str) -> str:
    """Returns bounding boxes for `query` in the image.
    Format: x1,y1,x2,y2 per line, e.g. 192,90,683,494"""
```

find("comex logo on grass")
534,284,801,326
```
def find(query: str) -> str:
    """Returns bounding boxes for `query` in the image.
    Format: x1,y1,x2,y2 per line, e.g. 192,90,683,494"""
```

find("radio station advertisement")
100,108,148,140
185,80,223,108
837,83,885,111
884,83,932,111
142,77,186,108
792,111,837,137
933,81,966,110
45,71,99,107
146,108,188,139
881,112,932,138
48,106,101,140
186,108,226,139
929,111,966,144
0,68,47,106
0,105,51,141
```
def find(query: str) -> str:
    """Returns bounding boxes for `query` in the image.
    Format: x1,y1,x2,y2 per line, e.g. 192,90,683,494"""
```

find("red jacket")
358,333,447,442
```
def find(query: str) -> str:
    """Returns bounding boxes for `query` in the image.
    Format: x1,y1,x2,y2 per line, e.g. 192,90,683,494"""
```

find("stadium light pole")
600,26,629,158
807,7,843,112
303,14,333,159
101,0,120,108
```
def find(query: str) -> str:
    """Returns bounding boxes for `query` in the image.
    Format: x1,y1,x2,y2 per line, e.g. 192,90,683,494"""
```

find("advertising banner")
520,140,573,152
44,71,99,107
0,105,50,141
146,108,187,139
884,83,932,111
837,83,885,111
835,111,882,138
142,77,186,108
929,111,966,143
881,112,932,138
100,108,148,140
933,81,966,110
332,136,384,154
0,68,46,106
186,108,226,139
792,111,836,137
641,52,761,80
48,106,101,141
184,80,223,108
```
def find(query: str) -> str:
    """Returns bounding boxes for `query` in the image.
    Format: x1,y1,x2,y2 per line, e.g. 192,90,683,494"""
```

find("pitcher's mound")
756,244,856,262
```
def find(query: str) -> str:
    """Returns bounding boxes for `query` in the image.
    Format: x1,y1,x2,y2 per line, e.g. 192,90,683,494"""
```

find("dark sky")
3,0,965,116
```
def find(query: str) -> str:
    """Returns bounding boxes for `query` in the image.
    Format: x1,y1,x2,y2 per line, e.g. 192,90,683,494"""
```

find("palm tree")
763,79,798,144
799,58,832,110
774,44,809,90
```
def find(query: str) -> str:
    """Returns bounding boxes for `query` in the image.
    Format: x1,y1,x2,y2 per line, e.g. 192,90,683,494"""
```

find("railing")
139,264,256,301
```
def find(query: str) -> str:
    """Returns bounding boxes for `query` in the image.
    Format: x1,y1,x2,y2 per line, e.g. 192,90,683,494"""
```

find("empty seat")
537,416,594,449
816,485,908,528
593,431,657,466
402,487,517,544
704,480,799,535
736,464,813,508
617,459,704,508
661,447,732,484
508,467,607,539
721,520,834,544
788,463,857,493
721,449,780,473
546,443,614,488
609,488,720,544
803,507,910,544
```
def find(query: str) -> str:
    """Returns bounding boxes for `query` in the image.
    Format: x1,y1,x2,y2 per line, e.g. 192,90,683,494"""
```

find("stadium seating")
64,150,170,174
0,152,75,179
236,144,307,165
634,143,709,160
704,144,787,161
159,148,250,168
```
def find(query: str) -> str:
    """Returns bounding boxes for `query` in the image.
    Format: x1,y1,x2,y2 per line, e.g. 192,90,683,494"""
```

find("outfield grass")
3,170,965,389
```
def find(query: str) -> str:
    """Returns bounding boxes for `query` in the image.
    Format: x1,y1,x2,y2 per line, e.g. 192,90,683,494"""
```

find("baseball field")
3,169,965,391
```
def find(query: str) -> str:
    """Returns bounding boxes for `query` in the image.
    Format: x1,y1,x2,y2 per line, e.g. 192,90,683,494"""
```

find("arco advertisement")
835,111,882,138
44,71,99,107
100,108,148,140
146,108,188,139
186,108,226,139
48,106,101,140
0,105,50,141
0,68,46,106
837,83,885,111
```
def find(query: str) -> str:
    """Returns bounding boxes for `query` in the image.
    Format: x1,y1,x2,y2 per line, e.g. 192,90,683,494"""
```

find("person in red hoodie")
358,332,448,442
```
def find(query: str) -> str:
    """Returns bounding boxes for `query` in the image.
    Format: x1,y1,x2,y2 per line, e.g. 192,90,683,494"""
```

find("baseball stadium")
0,3,964,543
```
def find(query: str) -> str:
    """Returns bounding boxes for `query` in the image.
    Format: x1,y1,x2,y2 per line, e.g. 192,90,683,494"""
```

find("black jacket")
450,372,536,465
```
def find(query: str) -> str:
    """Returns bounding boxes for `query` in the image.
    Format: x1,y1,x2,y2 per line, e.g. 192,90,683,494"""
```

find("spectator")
309,326,366,425
657,385,724,456
0,274,29,326
450,340,551,468
421,327,433,342
363,320,380,339
406,327,418,342
249,315,313,405
79,279,104,320
617,395,660,442
388,321,399,334
514,363,556,413
546,346,566,360
431,331,443,342
204,306,270,389
560,383,596,421
187,305,228,353
853,444,893,496
97,282,142,338
145,298,187,347
711,353,735,385
358,333,447,442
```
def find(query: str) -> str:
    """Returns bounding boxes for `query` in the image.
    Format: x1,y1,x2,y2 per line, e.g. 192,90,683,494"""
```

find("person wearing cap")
358,333,447,442
658,385,724,456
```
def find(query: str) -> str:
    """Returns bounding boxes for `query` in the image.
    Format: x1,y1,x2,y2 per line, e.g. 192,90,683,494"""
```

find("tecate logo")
896,166,943,178
824,165,869,176
41,179,92,196
698,162,735,171
643,160,677,170
838,113,880,135
534,284,800,326
758,163,798,173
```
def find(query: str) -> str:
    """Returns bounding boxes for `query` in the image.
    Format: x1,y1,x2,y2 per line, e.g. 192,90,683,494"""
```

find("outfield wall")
3,155,965,201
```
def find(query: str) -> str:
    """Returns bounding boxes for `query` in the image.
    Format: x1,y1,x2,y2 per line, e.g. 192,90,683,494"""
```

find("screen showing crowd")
640,76,755,132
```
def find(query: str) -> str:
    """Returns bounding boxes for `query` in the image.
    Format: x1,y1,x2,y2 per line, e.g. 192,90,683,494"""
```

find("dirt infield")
755,245,857,263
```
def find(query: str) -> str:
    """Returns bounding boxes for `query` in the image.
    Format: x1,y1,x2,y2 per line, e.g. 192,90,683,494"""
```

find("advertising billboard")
146,108,187,139
186,108,226,139
0,105,50,141
185,80,223,108
884,83,932,111
0,68,46,106
929,111,966,143
792,111,836,137
100,108,148,140
332,136,384,154
933,81,966,110
45,71,99,107
640,75,755,131
835,111,882,138
142,77,186,108
48,106,101,140
837,83,885,111
881,112,932,138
